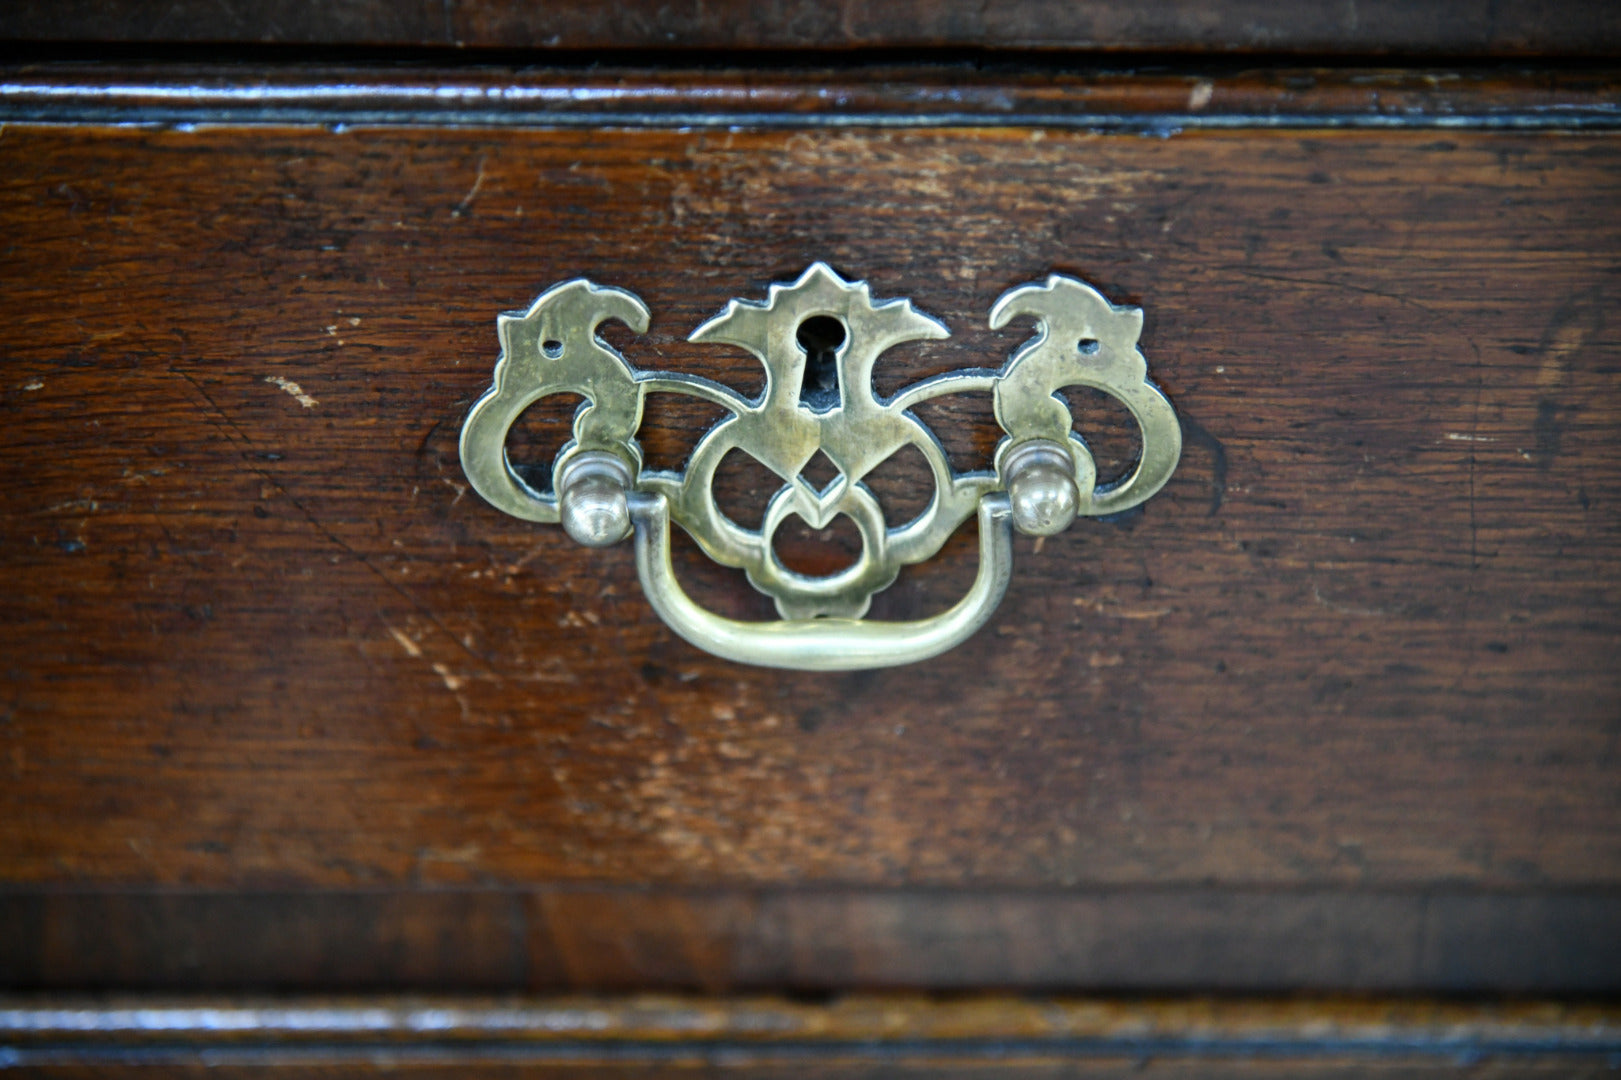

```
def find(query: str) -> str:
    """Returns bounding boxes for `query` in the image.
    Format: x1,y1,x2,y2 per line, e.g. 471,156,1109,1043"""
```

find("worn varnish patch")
0,125,1616,897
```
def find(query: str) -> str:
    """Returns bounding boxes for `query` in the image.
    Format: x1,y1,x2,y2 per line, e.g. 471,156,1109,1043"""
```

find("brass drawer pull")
460,264,1180,670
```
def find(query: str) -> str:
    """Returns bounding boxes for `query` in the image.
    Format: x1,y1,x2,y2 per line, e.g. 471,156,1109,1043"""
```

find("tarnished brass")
460,264,1180,670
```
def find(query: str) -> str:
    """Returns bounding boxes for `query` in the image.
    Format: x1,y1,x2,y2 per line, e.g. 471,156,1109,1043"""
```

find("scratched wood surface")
0,120,1618,988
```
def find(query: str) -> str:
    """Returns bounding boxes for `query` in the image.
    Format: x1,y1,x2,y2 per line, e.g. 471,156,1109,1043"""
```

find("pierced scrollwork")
461,263,1181,669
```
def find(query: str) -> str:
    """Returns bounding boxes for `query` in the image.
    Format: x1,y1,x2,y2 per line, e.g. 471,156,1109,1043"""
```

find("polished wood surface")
1,68,1619,995
3,121,1616,891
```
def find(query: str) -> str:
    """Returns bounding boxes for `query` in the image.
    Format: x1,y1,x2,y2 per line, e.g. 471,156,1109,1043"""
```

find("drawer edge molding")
3,64,1620,131
2,993,1620,1069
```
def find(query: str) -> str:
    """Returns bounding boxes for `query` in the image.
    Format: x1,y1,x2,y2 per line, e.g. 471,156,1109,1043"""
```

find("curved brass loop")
988,274,1182,518
459,279,651,523
458,384,561,524
460,264,1181,670
629,491,1013,672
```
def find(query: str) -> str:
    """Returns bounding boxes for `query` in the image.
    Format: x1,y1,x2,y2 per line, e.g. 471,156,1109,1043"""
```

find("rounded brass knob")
557,452,634,547
1003,440,1080,537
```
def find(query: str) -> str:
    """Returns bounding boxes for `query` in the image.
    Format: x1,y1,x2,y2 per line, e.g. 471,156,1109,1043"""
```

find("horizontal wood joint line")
3,995,1621,1064
3,66,1620,129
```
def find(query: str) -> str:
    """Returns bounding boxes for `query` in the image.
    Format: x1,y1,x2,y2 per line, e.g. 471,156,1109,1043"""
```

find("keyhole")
796,315,846,411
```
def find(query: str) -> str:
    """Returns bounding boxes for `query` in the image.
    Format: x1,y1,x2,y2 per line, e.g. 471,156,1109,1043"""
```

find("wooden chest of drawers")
2,3,1619,1072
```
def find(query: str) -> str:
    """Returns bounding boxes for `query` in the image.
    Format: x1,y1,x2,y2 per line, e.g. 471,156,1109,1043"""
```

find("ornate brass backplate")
461,264,1180,670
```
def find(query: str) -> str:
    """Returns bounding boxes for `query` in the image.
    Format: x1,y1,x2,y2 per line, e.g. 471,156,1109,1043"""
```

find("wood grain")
0,122,1617,902
1,0,1618,56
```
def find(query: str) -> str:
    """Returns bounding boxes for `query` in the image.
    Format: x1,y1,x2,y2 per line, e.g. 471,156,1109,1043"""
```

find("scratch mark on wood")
431,662,465,692
1074,597,1171,619
1312,582,1389,617
452,154,488,217
386,624,423,658
264,375,318,408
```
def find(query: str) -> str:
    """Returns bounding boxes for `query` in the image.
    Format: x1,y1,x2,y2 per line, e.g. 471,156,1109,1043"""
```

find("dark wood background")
2,0,1619,55
0,63,1619,998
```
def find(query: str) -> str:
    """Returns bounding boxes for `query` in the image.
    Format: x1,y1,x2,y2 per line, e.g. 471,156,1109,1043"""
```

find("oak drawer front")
1,82,1618,994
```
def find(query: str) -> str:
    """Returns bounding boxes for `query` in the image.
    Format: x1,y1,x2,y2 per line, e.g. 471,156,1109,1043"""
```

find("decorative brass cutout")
461,264,1180,670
